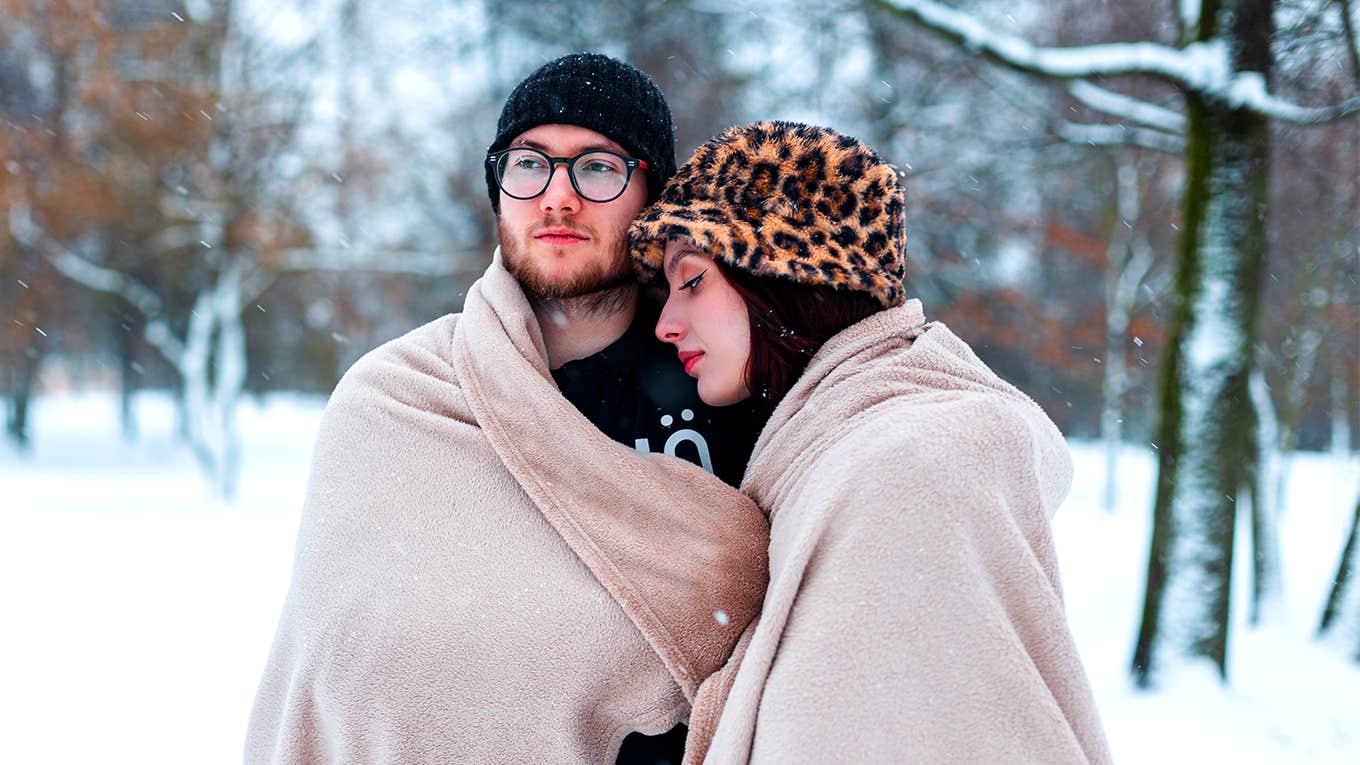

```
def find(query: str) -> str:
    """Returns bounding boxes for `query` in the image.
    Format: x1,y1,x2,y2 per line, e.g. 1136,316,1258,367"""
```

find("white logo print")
634,408,714,474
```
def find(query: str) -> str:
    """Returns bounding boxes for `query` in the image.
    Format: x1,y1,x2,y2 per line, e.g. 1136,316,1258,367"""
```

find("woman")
628,122,1112,764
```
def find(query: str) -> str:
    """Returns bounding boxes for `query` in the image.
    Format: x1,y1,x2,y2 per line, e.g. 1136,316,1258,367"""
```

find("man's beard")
499,216,636,307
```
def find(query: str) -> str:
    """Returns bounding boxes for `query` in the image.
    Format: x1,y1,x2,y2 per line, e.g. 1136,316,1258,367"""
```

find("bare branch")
273,247,482,277
1055,121,1185,154
875,0,1360,123
46,250,163,317
1069,80,1187,133
1340,0,1360,90
874,0,1210,83
43,247,188,364
141,318,189,369
1225,72,1360,123
969,69,1182,153
240,263,280,308
1180,0,1202,32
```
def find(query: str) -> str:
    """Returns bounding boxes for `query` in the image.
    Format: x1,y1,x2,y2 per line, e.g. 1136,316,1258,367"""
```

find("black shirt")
551,308,763,487
550,307,766,764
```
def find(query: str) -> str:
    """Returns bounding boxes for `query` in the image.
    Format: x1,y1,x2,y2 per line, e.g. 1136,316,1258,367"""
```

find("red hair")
716,261,883,414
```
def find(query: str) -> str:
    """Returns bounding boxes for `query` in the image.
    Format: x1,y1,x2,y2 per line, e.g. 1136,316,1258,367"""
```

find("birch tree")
5,0,316,497
0,0,124,449
874,0,1359,685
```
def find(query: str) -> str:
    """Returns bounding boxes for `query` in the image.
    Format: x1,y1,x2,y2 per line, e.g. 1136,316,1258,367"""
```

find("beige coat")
245,253,769,764
687,301,1112,764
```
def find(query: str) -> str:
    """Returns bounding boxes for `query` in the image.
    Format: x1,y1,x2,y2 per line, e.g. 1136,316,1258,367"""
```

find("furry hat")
629,121,906,308
486,53,676,212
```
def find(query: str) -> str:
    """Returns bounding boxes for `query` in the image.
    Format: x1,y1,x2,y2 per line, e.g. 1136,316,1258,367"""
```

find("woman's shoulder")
842,388,1032,453
812,389,1068,502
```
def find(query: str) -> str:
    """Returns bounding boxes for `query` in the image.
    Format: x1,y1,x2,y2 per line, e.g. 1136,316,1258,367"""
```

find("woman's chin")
697,379,752,408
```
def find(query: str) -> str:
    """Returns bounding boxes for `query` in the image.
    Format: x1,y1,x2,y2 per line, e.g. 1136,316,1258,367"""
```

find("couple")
246,53,1111,764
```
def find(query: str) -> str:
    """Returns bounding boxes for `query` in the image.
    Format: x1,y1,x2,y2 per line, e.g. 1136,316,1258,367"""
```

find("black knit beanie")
485,53,676,212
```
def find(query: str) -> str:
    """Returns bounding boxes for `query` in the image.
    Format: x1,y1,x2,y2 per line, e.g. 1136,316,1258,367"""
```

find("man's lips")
678,351,704,375
534,227,588,246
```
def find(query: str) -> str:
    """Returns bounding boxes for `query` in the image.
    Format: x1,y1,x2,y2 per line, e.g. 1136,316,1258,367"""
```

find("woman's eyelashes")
679,269,707,292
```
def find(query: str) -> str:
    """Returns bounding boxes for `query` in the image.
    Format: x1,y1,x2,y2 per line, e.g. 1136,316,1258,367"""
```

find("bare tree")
1319,495,1360,661
1098,153,1169,511
874,0,1359,685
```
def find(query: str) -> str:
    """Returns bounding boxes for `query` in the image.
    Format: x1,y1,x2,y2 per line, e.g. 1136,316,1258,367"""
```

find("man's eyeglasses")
487,147,648,203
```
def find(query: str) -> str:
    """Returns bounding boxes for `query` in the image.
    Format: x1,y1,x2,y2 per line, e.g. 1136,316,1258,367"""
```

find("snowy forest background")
2,0,1358,762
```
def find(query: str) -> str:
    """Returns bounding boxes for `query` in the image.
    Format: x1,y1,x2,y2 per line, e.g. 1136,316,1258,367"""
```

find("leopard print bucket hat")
629,121,906,307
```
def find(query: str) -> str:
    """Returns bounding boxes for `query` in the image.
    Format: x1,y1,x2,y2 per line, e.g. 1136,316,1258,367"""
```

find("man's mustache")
527,217,594,238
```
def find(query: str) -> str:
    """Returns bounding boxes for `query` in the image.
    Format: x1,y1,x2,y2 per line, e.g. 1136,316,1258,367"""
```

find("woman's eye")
513,156,546,170
679,269,707,291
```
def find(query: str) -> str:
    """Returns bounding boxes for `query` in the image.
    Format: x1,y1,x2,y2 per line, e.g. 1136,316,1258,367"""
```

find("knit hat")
629,121,906,308
486,53,676,212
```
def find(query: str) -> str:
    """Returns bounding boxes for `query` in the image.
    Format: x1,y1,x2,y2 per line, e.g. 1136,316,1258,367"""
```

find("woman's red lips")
678,351,704,375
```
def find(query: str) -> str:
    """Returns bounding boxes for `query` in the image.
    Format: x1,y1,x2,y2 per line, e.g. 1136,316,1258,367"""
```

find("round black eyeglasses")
487,147,648,203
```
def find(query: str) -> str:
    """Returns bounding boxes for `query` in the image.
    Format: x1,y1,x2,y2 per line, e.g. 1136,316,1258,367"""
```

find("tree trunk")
1271,318,1325,517
1131,0,1273,687
118,311,142,443
5,341,43,453
1248,368,1283,625
1101,157,1138,512
181,260,248,500
1318,496,1360,660
1100,316,1128,512
1333,368,1352,458
212,260,247,501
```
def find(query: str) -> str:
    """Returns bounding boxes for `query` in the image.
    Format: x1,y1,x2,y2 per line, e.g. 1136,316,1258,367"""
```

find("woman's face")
654,239,752,406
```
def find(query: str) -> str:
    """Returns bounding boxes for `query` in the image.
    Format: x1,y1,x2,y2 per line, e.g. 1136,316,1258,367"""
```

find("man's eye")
580,160,620,174
679,270,707,291
513,157,546,170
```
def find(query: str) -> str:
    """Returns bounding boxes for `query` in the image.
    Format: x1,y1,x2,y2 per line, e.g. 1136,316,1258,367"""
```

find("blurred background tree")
1,0,1356,656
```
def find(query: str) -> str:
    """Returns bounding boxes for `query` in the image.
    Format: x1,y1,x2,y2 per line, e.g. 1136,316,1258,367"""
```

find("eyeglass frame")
486,147,649,203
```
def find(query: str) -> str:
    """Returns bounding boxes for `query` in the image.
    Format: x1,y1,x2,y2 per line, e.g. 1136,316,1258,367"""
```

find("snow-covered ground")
2,393,1357,764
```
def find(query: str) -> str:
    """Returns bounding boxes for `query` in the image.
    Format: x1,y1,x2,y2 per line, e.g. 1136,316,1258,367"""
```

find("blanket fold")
452,252,771,700
687,300,1111,765
246,253,768,764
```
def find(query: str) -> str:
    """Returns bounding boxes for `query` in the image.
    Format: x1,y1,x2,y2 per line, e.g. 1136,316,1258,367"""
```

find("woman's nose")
655,303,685,344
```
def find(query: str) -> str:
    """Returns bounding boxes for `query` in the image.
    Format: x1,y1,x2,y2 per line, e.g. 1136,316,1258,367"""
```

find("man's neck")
533,284,639,370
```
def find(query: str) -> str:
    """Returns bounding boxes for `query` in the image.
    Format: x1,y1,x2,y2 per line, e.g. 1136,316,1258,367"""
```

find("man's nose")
539,162,580,215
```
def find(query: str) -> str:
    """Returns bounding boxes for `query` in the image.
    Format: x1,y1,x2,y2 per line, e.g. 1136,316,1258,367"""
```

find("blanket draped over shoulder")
685,300,1112,765
246,253,769,764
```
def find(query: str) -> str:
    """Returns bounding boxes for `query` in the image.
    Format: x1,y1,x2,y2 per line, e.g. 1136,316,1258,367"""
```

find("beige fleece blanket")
246,252,769,764
686,300,1111,764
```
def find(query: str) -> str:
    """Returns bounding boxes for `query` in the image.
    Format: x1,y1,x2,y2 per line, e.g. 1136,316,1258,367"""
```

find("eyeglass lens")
495,149,632,202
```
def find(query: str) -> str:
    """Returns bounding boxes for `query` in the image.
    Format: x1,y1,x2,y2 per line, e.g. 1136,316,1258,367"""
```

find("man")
245,54,769,764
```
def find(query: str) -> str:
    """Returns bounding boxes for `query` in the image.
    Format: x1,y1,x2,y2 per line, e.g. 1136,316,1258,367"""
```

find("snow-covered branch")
1068,81,1187,133
876,0,1212,82
47,250,163,317
1179,0,1202,38
1344,0,1360,87
1225,72,1360,123
45,248,187,363
1055,121,1185,154
274,247,477,277
876,0,1360,123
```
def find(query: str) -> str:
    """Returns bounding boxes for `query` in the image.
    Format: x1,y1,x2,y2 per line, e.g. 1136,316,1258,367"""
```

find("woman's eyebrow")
664,248,697,278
